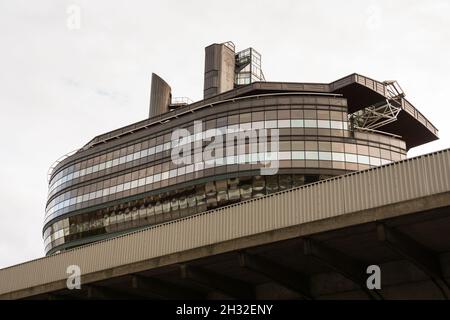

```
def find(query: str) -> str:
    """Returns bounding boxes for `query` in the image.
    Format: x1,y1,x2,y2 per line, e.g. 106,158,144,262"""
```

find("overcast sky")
0,0,449,269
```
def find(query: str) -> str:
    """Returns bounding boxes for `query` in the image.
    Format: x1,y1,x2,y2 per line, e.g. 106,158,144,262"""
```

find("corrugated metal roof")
2,148,449,298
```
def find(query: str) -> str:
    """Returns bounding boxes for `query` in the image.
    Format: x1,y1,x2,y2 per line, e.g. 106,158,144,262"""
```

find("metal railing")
170,97,194,106
47,149,80,183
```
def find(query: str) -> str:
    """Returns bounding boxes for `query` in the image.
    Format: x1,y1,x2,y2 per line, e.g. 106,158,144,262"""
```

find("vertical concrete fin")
149,73,171,118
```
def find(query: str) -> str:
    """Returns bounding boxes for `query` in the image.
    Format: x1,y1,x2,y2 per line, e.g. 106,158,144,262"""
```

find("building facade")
43,42,438,255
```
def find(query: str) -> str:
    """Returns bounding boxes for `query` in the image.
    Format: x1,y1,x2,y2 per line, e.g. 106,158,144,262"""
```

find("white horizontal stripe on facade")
48,120,349,194
44,150,393,224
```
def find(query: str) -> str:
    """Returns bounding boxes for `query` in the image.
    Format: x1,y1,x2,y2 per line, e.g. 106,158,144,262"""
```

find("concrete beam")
238,252,312,299
377,224,450,299
303,238,383,300
42,293,66,300
86,285,136,300
131,275,203,300
180,264,254,299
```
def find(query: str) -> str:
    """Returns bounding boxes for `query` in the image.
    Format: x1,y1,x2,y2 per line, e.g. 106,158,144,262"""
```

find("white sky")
0,0,449,268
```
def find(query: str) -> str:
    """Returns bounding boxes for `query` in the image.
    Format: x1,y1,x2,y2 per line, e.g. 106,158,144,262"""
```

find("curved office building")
44,42,438,255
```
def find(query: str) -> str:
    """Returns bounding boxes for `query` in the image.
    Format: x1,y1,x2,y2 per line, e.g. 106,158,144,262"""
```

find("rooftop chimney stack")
203,42,236,99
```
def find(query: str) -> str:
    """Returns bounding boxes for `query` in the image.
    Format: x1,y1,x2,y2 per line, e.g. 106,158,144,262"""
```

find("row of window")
48,139,406,210
44,174,322,253
48,106,350,187
44,150,399,225
48,118,350,194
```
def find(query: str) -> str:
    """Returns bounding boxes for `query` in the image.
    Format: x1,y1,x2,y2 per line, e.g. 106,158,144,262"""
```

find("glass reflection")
45,174,325,253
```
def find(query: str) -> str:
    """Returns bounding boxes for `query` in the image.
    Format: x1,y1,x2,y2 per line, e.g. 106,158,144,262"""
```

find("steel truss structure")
350,81,405,131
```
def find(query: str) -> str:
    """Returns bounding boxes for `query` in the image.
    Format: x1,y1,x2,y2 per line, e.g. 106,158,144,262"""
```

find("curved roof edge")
49,73,438,177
